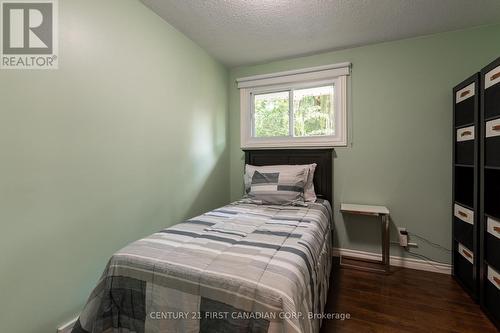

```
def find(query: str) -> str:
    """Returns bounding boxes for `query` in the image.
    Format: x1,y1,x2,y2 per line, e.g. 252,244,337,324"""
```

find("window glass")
293,85,334,137
254,91,289,137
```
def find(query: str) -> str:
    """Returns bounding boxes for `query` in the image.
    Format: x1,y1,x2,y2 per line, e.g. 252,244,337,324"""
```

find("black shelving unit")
452,74,480,299
480,57,500,330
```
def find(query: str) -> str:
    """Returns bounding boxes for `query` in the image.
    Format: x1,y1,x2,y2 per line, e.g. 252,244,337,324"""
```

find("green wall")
0,1,229,332
229,24,500,265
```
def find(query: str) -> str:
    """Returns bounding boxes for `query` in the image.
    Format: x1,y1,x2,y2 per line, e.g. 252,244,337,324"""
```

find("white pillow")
304,163,317,202
244,164,317,202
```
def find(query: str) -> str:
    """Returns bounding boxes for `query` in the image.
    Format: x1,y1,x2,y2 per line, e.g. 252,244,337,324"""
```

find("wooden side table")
340,203,391,274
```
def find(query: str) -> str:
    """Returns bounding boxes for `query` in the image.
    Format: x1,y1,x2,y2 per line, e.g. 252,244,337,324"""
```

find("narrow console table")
340,203,391,274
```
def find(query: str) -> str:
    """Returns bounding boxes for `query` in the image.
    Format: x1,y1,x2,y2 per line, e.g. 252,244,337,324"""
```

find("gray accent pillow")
244,164,317,202
245,168,307,205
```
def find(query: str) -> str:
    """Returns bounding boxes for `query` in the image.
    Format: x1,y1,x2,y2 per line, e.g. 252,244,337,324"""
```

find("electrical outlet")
398,227,408,247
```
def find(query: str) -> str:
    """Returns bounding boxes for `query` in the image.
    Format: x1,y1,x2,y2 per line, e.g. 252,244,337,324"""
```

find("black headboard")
244,149,333,204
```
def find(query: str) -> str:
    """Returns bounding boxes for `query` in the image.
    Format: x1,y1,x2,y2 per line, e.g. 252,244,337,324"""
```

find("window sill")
241,138,347,149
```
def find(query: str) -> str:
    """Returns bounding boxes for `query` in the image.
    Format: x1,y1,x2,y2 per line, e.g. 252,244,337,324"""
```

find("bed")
73,149,334,333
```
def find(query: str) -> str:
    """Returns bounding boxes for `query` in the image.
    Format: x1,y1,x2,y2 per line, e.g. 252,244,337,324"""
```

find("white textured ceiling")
140,0,500,67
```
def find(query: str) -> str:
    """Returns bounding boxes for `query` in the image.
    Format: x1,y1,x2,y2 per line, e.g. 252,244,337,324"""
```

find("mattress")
72,199,333,333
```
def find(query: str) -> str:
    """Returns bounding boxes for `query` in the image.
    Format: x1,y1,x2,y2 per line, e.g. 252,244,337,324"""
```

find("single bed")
73,149,334,333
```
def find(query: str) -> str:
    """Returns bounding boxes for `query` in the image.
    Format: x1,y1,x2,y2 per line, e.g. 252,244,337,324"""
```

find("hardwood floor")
320,264,498,333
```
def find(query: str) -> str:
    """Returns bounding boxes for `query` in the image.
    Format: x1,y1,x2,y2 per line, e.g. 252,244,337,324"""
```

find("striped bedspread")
73,200,333,333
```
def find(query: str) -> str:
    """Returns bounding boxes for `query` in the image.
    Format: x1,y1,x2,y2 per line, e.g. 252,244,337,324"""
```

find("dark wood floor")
320,264,498,333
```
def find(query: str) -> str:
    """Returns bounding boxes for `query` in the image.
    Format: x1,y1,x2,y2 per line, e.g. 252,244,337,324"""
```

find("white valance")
236,62,351,89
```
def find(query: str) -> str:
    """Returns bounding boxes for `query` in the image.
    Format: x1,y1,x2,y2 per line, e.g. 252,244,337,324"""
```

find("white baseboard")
332,247,451,275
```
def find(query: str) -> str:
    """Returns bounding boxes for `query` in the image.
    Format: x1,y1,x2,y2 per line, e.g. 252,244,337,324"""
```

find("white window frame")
238,62,350,149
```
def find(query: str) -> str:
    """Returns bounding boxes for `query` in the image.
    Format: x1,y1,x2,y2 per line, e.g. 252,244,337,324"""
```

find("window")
238,63,350,148
253,85,335,138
